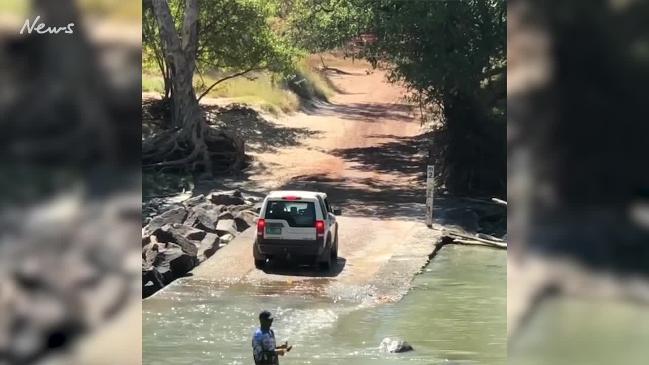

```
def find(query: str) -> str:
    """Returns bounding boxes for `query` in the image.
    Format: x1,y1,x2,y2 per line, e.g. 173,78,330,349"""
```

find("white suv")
253,190,340,270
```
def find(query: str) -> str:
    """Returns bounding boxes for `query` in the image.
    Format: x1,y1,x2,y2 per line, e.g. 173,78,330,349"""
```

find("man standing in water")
252,310,292,364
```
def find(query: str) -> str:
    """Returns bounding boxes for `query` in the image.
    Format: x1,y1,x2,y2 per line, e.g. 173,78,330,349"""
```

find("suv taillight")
257,218,266,236
315,220,325,237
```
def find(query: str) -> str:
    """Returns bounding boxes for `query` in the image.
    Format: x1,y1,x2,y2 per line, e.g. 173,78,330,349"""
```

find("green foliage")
284,0,372,53
362,0,506,195
365,0,506,113
281,58,335,100
143,0,300,98
195,0,298,76
282,0,505,115
295,59,335,98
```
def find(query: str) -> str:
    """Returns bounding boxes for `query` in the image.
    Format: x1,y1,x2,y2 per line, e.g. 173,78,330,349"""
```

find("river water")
143,245,506,365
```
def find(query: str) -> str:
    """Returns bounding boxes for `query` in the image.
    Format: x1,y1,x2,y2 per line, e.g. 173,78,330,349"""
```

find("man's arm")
275,341,292,354
252,334,265,361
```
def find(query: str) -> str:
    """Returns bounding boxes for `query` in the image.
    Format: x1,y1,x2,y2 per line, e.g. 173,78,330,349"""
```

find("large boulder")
167,223,207,241
142,242,160,271
217,211,234,220
227,203,254,213
153,244,198,282
215,219,238,237
183,194,207,207
142,206,188,237
233,210,257,231
153,225,199,257
142,239,198,298
165,245,197,276
379,338,414,353
142,268,165,298
209,190,245,206
184,203,223,232
197,233,220,262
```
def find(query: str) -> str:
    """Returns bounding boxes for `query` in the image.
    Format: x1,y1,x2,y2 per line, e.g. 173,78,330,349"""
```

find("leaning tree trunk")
144,0,244,174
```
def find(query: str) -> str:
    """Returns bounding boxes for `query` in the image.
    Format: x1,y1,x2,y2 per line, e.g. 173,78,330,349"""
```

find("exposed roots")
142,118,245,175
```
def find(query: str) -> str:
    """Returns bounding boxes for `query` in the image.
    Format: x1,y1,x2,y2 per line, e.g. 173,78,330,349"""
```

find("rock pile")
0,191,141,364
142,189,260,298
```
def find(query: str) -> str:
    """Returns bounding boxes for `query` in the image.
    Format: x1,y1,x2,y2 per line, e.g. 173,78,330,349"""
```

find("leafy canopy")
364,0,506,115
143,0,299,78
284,0,372,53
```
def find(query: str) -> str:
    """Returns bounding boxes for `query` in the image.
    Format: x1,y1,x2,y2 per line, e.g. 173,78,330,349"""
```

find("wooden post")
426,165,434,227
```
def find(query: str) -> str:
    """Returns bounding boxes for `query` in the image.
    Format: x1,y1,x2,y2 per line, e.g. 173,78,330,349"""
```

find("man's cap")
259,310,274,320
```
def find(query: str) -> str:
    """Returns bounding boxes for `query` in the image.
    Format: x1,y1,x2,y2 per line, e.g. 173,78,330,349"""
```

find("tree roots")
142,119,244,175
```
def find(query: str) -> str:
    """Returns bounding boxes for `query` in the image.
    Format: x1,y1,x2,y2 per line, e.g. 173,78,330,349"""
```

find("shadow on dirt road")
304,102,415,123
331,133,428,176
280,176,425,221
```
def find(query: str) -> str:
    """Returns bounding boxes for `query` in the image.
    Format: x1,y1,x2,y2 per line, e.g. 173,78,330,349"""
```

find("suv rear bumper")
254,237,326,261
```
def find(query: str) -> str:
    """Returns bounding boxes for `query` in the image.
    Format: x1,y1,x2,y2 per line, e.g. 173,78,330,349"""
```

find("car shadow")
261,257,347,278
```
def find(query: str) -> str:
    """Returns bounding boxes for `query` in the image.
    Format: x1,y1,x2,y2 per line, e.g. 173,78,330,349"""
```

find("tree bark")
150,0,201,131
146,0,244,174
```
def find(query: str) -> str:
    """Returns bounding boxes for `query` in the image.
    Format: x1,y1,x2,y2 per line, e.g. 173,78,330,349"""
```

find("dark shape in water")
380,337,414,353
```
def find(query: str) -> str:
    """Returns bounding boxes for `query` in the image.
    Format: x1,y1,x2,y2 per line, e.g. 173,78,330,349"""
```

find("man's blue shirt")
252,328,278,365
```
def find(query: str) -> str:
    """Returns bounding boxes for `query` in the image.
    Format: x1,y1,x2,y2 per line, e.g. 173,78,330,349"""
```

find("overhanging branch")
197,67,263,102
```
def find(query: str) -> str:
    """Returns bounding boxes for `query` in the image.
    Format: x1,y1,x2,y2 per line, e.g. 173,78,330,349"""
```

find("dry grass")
142,71,301,115
199,72,301,114
142,55,345,115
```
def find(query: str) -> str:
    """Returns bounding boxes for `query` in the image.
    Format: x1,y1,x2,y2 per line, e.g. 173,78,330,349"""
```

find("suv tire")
319,246,332,271
255,259,265,269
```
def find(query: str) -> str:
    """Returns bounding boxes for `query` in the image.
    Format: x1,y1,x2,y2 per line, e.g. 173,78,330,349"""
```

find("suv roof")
266,190,327,200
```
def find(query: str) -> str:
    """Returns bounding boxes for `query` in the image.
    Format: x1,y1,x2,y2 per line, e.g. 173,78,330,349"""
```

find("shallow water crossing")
143,245,505,364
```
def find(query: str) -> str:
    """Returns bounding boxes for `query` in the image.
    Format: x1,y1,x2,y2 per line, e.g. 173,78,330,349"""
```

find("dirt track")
158,63,440,302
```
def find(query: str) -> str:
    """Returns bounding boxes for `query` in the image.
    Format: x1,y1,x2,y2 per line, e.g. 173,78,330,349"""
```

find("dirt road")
161,64,440,302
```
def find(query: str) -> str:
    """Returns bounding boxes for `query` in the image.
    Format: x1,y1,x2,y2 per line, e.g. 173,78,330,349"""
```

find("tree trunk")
151,0,201,130
146,0,244,174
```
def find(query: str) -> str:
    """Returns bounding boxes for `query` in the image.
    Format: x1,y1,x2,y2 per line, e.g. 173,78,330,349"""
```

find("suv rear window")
264,200,316,227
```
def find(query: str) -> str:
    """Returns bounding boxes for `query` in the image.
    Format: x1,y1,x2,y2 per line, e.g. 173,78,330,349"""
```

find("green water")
143,246,506,364
509,297,649,365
